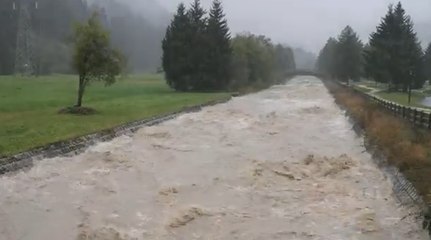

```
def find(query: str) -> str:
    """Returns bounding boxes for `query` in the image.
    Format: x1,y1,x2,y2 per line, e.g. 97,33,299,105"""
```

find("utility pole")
14,0,38,76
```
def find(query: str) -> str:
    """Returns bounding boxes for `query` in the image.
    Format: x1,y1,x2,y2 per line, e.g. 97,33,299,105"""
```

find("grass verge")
376,91,428,109
0,74,230,156
324,80,431,204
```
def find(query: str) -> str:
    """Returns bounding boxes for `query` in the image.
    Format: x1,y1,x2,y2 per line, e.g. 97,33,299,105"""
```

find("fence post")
421,111,426,126
428,113,431,129
407,107,412,122
413,109,417,125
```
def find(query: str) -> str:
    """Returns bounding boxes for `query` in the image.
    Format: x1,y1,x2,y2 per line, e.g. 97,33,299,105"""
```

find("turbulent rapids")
0,76,427,240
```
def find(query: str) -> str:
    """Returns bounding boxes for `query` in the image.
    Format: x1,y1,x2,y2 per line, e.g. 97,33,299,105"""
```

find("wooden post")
428,112,431,129
420,111,426,126
407,107,413,122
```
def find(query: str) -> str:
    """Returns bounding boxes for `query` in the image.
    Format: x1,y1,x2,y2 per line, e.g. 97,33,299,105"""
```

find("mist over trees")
162,0,296,92
0,0,169,75
230,35,295,90
293,48,316,70
89,0,170,73
0,0,87,75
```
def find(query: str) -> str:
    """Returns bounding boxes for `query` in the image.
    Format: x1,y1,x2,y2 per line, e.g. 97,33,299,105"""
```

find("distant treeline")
0,0,168,75
162,0,296,92
317,2,431,91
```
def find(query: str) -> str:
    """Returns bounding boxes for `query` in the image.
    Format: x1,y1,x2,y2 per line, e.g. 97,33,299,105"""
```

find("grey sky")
157,0,431,53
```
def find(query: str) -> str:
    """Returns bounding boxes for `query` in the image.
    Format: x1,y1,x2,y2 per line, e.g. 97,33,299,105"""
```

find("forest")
316,2,431,92
0,0,169,75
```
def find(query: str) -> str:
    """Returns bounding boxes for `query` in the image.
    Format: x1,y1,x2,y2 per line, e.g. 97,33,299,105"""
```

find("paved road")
0,76,427,239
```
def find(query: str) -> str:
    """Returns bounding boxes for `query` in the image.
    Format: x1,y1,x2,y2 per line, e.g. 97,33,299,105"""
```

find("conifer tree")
162,3,191,90
365,2,425,91
205,0,232,90
335,26,363,83
316,37,338,78
424,43,431,80
187,0,208,90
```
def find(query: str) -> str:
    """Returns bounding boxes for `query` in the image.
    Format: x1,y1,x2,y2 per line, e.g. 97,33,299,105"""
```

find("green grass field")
353,85,373,93
0,74,230,157
352,80,431,109
376,91,429,109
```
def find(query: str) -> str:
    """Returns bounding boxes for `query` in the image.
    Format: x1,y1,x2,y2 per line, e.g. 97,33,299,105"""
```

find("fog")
157,0,431,53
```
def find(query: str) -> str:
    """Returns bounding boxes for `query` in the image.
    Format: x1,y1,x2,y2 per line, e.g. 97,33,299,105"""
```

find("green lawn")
376,91,429,109
353,85,373,93
0,74,230,156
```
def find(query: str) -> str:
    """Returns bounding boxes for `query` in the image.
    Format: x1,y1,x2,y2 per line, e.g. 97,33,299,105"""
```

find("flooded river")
0,76,427,239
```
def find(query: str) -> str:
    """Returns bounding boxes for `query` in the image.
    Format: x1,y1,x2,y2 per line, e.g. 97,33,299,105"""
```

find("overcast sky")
157,0,431,53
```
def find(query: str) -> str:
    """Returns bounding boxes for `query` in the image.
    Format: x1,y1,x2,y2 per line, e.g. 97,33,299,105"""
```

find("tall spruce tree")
187,0,208,90
365,2,424,91
316,37,338,78
424,43,431,81
205,0,232,90
162,3,191,91
335,26,363,83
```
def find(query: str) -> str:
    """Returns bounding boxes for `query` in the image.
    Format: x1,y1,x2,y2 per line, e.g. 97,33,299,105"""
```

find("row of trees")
230,34,296,90
162,0,295,92
317,2,431,91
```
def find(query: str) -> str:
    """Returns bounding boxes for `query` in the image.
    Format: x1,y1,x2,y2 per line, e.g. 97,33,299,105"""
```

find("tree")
72,12,122,108
424,43,431,80
205,0,232,90
187,0,208,90
365,2,424,91
0,0,18,74
230,34,290,90
162,3,190,91
316,37,338,78
274,44,296,81
162,1,291,92
334,26,363,83
162,0,234,92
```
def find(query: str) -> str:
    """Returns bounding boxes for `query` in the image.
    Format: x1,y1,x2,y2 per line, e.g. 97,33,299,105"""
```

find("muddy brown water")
0,76,427,240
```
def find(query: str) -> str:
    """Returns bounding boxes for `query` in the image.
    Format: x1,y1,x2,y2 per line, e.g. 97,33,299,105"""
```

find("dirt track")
0,76,427,239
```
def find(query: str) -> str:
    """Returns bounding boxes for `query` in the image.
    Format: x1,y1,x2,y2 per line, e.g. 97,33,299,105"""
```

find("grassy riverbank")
325,80,431,204
0,74,230,156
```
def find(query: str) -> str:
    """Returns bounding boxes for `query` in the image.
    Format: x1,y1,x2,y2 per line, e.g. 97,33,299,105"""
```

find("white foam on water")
0,76,427,239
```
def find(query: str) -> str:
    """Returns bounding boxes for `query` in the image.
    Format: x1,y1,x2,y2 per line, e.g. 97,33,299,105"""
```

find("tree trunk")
76,75,85,107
